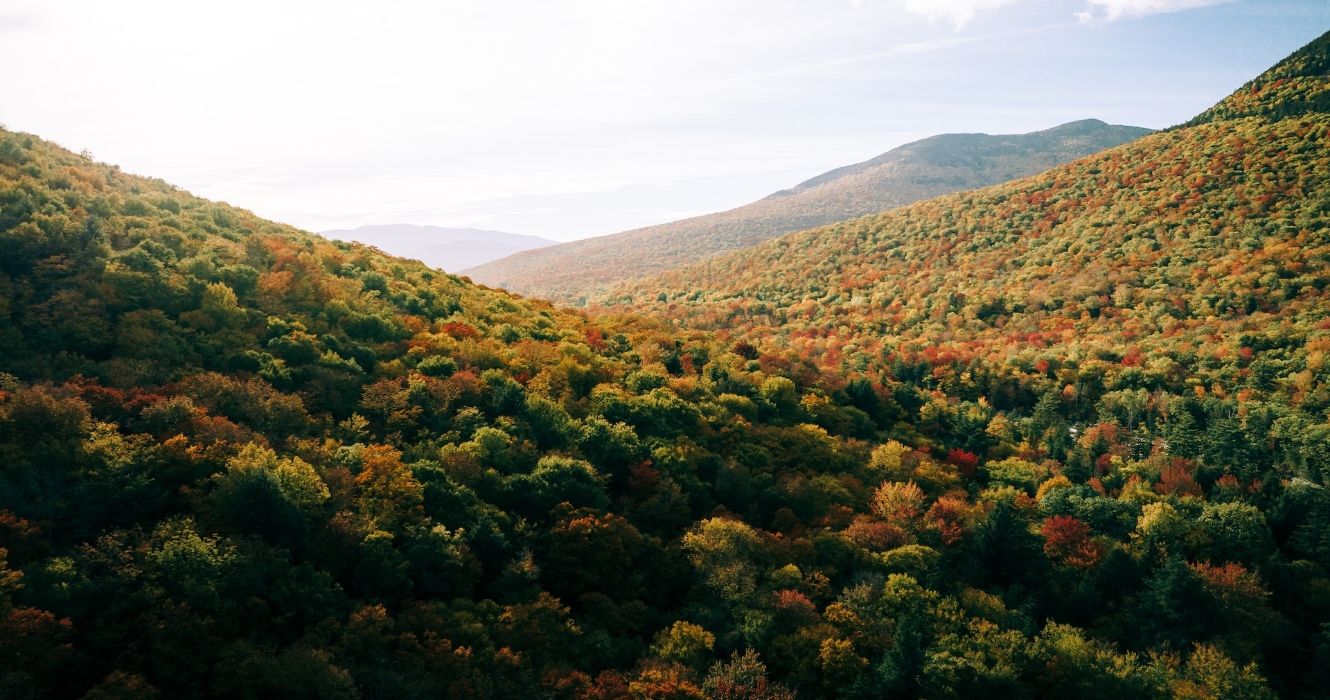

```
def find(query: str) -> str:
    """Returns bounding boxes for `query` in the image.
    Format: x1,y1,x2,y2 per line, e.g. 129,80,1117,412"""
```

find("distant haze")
466,119,1151,301
321,225,556,274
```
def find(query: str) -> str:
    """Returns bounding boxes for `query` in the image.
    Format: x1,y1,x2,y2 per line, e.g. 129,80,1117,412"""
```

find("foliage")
0,29,1328,700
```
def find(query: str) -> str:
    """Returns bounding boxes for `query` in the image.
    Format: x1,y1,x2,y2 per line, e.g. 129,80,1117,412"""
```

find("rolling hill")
465,119,1150,302
321,223,556,273
607,32,1330,405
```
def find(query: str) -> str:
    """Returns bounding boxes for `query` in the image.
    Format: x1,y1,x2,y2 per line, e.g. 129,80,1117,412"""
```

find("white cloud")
898,0,1025,28
1076,0,1234,23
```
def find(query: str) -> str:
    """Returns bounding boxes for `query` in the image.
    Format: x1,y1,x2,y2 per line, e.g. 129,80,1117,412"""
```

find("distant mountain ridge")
603,30,1330,387
321,223,556,273
464,119,1151,302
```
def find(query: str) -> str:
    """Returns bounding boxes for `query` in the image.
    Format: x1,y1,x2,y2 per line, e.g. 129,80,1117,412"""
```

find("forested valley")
0,25,1328,700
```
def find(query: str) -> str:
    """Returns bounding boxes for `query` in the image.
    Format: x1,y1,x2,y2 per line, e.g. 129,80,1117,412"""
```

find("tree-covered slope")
610,33,1330,416
464,120,1149,303
1184,27,1330,126
0,125,879,697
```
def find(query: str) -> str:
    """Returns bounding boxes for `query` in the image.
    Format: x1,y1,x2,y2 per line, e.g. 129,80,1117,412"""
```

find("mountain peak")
1043,118,1109,133
1184,29,1330,127
783,120,1149,194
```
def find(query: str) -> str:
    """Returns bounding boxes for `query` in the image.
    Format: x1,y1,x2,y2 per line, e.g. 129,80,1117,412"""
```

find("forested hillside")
465,120,1148,303
2,31,1330,700
594,29,1330,696
610,34,1330,447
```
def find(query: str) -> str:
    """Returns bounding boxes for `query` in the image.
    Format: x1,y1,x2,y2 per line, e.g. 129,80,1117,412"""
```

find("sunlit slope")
610,32,1330,391
0,129,616,387
465,120,1148,303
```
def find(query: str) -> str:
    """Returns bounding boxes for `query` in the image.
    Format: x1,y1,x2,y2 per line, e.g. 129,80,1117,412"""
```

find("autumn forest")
1,20,1329,700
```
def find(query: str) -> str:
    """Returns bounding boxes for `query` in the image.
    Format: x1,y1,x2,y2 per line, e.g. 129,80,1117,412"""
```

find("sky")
1,1,1326,241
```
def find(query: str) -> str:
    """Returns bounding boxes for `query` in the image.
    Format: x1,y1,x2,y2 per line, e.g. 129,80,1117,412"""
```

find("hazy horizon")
2,0,1326,241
